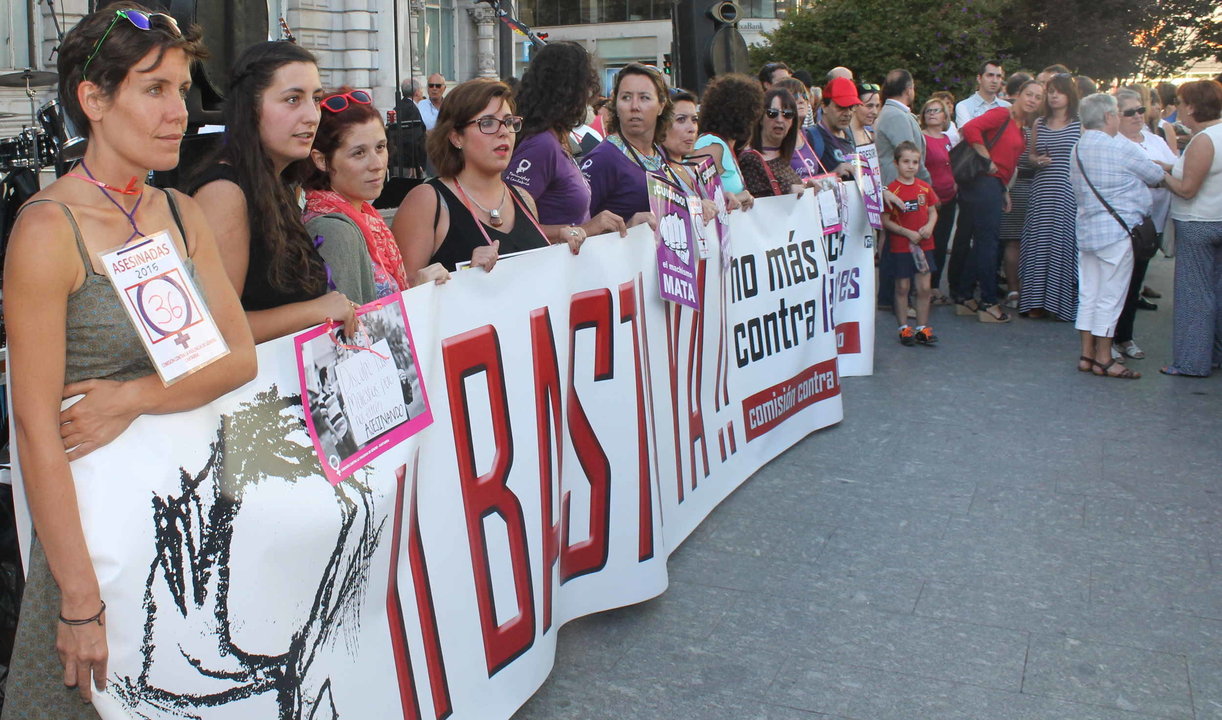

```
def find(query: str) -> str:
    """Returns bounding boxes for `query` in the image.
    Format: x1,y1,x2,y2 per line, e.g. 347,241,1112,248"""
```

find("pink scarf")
304,190,409,295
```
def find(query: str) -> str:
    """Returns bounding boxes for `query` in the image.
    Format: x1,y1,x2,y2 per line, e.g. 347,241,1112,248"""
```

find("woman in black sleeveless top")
392,79,554,274
190,41,358,341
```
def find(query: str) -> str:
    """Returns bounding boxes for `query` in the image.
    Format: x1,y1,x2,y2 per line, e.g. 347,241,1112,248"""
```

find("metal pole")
27,0,39,69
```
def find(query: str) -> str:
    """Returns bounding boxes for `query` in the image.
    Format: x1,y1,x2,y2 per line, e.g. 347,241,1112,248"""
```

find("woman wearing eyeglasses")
3,5,256,714
1018,72,1081,322
774,77,826,182
190,41,360,342
301,87,449,304
393,79,548,275
580,63,670,227
739,88,806,198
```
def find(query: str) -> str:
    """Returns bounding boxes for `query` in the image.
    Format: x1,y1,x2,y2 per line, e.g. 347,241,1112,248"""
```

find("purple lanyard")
80,160,144,244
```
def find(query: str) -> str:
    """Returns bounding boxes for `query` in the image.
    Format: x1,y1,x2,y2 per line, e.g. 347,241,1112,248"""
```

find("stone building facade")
0,0,507,140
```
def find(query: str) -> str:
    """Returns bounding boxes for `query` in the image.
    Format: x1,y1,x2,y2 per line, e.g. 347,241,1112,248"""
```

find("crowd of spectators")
6,3,1222,712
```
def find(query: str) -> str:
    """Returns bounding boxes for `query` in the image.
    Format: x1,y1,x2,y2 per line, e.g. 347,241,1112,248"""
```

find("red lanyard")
451,180,548,247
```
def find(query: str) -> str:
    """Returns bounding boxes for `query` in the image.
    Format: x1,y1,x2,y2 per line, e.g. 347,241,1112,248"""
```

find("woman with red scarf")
303,87,447,303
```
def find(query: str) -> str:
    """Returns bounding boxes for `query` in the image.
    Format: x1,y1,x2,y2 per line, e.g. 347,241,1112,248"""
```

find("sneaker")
915,326,938,345
1118,340,1146,359
899,326,916,346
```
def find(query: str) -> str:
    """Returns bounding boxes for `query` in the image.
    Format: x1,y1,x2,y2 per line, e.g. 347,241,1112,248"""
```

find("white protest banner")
826,189,877,377
11,194,869,720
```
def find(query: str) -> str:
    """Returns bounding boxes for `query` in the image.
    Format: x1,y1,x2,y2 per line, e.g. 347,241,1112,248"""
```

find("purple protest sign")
648,173,700,310
695,157,732,273
852,144,884,229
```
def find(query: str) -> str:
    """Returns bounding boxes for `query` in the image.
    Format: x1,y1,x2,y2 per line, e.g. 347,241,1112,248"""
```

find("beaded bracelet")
59,601,106,626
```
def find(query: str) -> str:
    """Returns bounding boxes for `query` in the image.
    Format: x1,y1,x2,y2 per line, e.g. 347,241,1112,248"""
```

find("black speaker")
671,0,749,93
93,0,270,125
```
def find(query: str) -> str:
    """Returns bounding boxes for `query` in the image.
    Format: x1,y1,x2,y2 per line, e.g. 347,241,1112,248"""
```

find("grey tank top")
20,190,194,384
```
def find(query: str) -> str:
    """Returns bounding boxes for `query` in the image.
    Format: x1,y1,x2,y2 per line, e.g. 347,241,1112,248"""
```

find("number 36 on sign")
101,229,229,385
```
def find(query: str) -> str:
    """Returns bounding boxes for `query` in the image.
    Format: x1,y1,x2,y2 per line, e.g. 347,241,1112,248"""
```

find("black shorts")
889,249,937,280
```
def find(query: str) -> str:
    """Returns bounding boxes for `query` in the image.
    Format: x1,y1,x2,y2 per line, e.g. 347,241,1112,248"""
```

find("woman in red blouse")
952,80,1045,322
921,97,957,303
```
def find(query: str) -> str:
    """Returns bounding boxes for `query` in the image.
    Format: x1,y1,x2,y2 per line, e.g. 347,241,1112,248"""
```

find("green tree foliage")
753,0,1220,93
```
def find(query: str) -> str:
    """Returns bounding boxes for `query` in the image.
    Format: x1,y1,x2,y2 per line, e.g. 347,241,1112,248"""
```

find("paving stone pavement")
514,257,1222,720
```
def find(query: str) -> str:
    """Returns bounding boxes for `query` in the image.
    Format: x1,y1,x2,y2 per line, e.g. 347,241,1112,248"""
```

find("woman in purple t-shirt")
506,42,627,246
581,63,671,227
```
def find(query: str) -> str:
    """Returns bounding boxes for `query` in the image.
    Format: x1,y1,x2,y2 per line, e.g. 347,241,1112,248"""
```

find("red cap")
824,77,862,107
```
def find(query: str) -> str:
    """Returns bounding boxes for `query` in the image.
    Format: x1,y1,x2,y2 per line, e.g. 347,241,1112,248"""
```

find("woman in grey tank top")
2,8,256,716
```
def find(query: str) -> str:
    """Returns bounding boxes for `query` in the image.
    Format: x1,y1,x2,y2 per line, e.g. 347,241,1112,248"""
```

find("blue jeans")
954,175,1005,306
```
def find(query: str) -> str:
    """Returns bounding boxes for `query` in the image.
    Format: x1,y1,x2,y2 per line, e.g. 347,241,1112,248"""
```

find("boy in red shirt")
883,141,940,345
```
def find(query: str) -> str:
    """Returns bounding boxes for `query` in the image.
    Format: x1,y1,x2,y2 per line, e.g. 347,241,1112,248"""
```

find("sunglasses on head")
1121,106,1147,117
322,89,373,113
83,9,182,82
859,83,880,93
765,108,796,119
462,115,524,134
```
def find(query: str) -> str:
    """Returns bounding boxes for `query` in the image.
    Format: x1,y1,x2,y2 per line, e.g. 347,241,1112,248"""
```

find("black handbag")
1074,148,1161,261
950,115,1011,186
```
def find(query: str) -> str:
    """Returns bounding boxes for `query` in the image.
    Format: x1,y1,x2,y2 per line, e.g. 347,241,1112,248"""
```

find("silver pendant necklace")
456,178,507,227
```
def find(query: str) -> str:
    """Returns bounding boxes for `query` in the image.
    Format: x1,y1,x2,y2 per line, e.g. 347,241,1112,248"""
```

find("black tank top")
427,178,549,272
188,163,327,311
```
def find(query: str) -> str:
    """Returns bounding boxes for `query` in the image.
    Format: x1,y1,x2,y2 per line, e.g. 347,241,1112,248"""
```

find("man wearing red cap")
816,76,862,179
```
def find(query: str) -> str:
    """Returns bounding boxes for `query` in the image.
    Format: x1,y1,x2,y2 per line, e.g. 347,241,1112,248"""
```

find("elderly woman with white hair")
1070,93,1165,379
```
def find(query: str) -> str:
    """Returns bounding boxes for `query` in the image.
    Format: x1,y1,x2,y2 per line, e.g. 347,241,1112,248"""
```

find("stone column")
466,3,499,79
408,0,427,87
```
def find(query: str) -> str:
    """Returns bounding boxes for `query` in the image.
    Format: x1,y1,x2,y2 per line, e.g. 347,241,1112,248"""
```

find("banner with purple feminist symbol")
648,173,700,310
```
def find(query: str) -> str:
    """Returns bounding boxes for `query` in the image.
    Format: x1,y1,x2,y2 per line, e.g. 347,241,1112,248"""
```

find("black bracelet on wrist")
59,600,106,626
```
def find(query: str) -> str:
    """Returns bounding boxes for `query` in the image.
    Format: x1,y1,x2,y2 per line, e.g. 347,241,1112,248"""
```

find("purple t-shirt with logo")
505,131,591,226
581,139,650,222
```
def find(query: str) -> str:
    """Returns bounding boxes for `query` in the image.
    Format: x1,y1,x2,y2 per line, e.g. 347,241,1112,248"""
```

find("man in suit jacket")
875,69,930,187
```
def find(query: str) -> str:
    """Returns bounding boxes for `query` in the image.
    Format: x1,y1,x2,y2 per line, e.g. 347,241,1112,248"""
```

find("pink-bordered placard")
294,294,432,485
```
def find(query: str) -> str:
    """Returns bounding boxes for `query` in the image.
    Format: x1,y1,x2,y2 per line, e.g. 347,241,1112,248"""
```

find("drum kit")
0,68,86,178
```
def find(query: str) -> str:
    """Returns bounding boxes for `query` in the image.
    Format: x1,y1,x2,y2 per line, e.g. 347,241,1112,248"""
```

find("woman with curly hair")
191,41,358,341
692,72,763,209
580,62,671,226
506,41,624,247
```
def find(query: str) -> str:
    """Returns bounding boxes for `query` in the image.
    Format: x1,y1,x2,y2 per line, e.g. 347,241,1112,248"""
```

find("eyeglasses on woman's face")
765,108,795,120
924,107,945,115
462,115,524,133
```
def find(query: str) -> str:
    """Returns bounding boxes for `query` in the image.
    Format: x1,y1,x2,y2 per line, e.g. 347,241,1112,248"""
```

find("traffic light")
663,53,673,75
671,0,749,92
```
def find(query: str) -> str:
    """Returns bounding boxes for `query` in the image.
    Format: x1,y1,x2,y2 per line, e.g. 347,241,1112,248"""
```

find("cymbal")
0,69,58,88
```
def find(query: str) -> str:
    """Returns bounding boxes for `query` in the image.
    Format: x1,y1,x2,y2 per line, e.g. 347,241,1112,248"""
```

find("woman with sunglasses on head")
393,79,548,275
505,42,626,251
301,87,449,304
189,41,359,342
3,5,257,714
580,63,671,228
739,88,806,198
851,83,882,147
